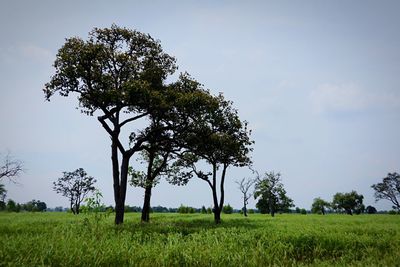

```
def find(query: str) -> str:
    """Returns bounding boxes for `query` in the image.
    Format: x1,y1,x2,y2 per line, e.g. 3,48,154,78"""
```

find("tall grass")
0,212,399,266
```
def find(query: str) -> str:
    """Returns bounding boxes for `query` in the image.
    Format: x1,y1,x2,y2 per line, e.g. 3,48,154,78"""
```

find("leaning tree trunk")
141,185,152,222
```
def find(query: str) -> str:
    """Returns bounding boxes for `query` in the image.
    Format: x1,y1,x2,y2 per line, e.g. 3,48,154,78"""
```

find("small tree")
1,152,23,181
365,205,377,214
254,171,294,217
311,197,330,215
170,94,253,224
222,204,233,214
371,172,400,211
236,177,255,217
332,191,364,215
53,168,97,214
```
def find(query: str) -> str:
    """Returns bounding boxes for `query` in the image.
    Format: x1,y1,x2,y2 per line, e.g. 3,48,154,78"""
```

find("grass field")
0,212,399,266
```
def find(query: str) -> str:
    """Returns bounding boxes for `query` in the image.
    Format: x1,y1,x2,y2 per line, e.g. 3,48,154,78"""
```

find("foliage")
6,200,18,212
0,184,6,204
170,94,253,224
44,25,178,224
1,213,400,266
365,205,377,214
254,171,294,217
177,205,196,214
311,197,330,215
53,168,97,215
371,172,400,211
222,204,233,214
21,200,47,212
332,191,364,215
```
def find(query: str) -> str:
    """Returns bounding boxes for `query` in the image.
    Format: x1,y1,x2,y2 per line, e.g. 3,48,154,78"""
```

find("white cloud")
310,83,400,114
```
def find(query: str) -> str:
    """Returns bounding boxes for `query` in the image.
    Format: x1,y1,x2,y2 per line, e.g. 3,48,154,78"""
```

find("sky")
1,0,399,211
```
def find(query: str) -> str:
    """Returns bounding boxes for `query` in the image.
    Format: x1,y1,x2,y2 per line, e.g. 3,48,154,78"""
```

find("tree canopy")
332,191,364,215
53,168,97,214
371,172,400,211
254,171,294,217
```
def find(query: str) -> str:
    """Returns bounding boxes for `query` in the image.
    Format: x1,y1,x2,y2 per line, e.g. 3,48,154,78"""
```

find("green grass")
0,212,399,266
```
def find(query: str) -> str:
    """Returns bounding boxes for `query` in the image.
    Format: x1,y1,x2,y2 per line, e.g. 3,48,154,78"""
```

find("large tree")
254,171,294,217
128,74,216,223
332,191,364,215
44,25,177,224
53,168,97,214
311,197,330,215
371,172,400,211
171,94,253,224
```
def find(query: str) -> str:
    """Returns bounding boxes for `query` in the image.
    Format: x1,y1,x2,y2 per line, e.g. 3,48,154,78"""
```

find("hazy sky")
1,1,399,211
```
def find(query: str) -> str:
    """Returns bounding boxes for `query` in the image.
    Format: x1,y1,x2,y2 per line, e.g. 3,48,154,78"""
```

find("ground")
0,212,399,266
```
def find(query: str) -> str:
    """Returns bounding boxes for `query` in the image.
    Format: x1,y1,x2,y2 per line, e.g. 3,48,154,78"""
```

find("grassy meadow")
0,212,399,266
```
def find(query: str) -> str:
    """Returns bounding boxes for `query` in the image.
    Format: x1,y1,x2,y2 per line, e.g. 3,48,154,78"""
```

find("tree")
53,168,97,214
365,205,377,214
222,204,233,214
44,25,177,224
6,199,17,212
371,172,400,211
254,171,294,217
1,152,23,181
332,191,364,215
170,94,253,224
22,200,47,212
129,74,216,223
311,197,330,215
236,177,255,217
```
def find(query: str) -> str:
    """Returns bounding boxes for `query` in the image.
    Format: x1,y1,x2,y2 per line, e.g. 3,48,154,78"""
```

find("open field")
0,212,399,266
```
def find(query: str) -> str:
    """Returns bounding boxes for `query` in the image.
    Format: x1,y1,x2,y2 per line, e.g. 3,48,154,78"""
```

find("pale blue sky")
1,1,399,210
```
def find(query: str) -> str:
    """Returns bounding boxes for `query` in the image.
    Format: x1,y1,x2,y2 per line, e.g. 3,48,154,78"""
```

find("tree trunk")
214,207,221,224
70,201,75,215
141,185,152,222
243,198,248,217
111,139,124,224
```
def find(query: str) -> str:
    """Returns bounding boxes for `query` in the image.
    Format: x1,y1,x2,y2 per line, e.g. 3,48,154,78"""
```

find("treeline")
0,199,47,212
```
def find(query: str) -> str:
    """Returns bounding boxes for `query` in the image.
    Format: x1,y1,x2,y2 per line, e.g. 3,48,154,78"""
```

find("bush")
223,204,233,214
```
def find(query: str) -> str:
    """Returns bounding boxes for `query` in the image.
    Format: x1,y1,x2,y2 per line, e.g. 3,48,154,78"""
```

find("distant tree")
54,206,64,212
365,205,377,214
371,172,400,211
248,208,255,214
201,206,207,214
332,191,364,215
207,207,212,214
295,207,301,214
236,177,255,217
311,197,330,215
300,208,307,215
0,152,23,181
6,199,17,212
53,168,97,214
254,171,294,217
23,200,47,212
222,204,233,214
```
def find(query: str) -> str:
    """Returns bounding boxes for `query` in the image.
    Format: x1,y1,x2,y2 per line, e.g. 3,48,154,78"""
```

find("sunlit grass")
0,212,399,266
